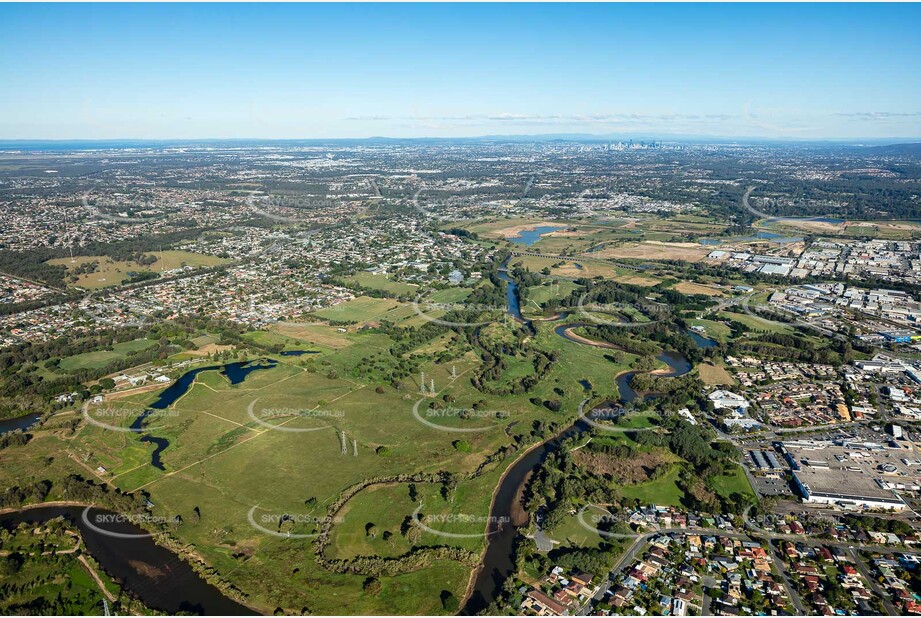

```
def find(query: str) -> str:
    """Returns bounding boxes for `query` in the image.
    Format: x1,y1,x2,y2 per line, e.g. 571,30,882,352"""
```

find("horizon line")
1,133,920,146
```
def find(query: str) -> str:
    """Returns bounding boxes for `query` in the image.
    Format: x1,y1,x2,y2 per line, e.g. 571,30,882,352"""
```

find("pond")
509,225,565,246
0,413,41,435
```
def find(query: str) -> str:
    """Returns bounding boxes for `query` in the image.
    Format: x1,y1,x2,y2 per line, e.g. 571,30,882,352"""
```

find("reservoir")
509,225,564,246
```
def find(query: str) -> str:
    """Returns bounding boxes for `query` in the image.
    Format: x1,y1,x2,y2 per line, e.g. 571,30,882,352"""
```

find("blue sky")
1,3,919,140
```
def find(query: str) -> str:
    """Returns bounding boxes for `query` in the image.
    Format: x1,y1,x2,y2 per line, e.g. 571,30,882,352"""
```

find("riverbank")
461,325,693,613
0,504,259,615
459,419,572,611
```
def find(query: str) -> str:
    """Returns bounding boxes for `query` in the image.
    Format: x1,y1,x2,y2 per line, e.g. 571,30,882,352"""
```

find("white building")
709,390,750,411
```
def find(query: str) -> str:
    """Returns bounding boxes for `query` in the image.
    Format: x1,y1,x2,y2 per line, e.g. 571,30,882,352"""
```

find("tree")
441,591,459,612
363,577,382,596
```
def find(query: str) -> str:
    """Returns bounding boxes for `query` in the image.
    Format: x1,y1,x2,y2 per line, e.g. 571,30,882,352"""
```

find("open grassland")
718,310,794,335
697,362,736,386
57,338,157,372
0,312,642,614
688,318,732,342
48,250,229,289
613,411,660,430
312,296,404,322
711,465,757,503
546,506,629,551
510,255,660,285
673,281,725,297
760,218,921,240
345,272,419,296
461,218,561,239
513,225,636,255
270,322,355,349
617,465,684,506
522,280,581,315
649,214,728,231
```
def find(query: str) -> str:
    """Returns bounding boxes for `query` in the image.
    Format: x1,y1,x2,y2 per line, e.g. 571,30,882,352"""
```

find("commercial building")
792,468,907,511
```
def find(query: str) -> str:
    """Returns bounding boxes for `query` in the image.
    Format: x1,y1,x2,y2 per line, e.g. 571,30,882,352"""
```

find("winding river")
0,505,255,614
3,260,690,615
0,360,275,615
461,269,692,614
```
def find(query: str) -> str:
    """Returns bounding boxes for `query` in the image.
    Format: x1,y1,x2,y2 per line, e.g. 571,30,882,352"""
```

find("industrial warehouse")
791,467,907,511
777,438,917,511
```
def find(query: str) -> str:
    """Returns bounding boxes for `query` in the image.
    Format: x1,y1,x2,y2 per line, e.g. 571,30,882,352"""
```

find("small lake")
688,330,718,348
278,350,319,357
0,413,41,435
509,225,564,246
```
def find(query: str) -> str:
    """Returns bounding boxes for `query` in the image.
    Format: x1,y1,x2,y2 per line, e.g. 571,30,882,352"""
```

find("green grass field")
688,318,732,342
522,280,580,313
0,268,693,615
718,310,794,335
312,296,405,322
57,338,157,371
48,250,229,289
618,466,684,507
16,313,634,614
710,465,757,503
345,272,420,296
613,411,660,429
548,505,619,550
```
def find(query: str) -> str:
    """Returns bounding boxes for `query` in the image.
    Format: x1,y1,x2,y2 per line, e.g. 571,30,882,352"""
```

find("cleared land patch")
345,272,419,296
48,250,228,289
673,281,725,296
596,241,711,263
697,362,736,386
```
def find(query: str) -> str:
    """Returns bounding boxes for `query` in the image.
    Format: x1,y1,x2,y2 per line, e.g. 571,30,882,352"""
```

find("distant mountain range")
863,142,921,155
